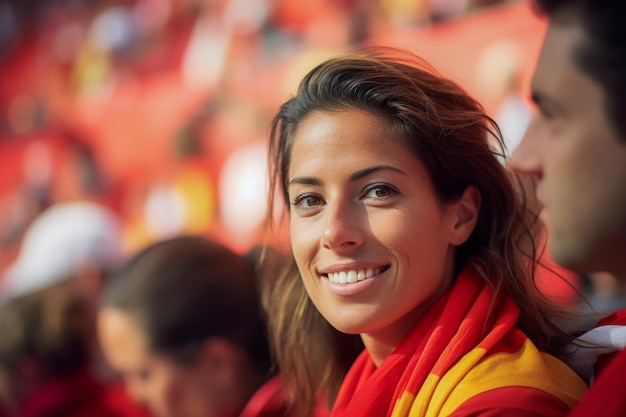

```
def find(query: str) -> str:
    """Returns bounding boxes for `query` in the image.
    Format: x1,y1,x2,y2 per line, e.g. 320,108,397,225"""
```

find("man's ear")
448,185,481,246
196,337,250,392
197,337,238,376
194,338,263,414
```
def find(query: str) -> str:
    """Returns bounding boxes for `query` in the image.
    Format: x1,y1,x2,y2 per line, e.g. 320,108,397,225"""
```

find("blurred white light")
89,6,135,52
219,143,268,236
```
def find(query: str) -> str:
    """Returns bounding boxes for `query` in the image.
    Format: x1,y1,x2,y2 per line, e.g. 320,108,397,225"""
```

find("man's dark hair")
533,0,626,136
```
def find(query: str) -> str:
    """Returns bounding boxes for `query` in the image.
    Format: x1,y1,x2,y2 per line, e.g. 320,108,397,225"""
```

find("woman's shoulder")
441,337,587,416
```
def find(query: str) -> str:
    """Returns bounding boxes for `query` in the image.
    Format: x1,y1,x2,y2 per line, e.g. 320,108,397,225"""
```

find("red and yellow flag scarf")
331,268,587,417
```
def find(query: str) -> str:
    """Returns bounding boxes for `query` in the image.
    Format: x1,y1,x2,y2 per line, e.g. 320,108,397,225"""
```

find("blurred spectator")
51,129,113,206
0,126,113,277
0,201,149,417
98,235,302,417
1,201,123,307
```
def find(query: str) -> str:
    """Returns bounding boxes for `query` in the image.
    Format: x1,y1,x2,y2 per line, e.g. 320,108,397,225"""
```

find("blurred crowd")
0,0,517,265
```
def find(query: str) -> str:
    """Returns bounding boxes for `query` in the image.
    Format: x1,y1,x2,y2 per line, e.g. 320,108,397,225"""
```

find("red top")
238,377,294,417
566,309,626,417
567,348,626,416
0,368,151,417
238,376,329,417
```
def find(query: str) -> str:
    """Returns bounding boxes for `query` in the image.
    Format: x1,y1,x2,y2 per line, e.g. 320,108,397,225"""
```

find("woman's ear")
448,185,481,246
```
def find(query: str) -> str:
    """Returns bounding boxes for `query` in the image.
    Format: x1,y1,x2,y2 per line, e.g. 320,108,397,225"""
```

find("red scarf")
331,268,586,417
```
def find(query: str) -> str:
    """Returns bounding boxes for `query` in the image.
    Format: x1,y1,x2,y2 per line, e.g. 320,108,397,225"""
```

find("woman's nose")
321,200,364,251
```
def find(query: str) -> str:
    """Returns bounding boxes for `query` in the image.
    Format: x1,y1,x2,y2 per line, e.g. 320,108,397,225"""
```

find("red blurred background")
0,0,545,267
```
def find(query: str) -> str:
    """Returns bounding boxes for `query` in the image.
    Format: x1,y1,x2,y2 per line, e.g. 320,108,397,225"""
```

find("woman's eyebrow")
288,176,322,189
349,165,405,182
288,165,405,189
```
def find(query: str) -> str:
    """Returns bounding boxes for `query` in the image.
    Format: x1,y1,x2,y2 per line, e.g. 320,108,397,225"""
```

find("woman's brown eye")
304,196,319,206
363,183,397,200
292,194,324,209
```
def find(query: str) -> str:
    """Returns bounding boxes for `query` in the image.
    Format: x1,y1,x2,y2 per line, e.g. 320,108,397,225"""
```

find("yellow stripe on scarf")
390,338,587,417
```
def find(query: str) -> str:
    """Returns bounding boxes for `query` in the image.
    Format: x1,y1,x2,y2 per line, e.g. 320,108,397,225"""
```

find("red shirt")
3,368,151,417
239,376,329,417
566,309,626,416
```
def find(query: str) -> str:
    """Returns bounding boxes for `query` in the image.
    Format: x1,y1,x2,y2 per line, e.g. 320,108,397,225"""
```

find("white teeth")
327,268,382,284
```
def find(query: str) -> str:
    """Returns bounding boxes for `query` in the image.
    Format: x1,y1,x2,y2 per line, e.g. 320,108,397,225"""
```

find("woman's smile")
319,264,392,296
323,265,390,284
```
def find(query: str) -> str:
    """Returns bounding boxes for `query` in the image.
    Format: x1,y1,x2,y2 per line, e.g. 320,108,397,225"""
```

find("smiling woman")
263,46,588,417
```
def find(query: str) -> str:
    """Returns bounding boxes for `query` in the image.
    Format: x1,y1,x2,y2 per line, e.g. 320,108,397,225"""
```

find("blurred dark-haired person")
98,235,303,417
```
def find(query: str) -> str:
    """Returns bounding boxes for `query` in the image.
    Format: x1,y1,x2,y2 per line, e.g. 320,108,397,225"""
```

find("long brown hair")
264,46,574,417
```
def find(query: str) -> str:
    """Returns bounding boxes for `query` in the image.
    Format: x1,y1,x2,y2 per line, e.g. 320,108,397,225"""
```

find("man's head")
508,0,626,277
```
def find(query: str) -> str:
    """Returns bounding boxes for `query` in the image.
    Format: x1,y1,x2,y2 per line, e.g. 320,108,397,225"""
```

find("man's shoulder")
568,348,626,417
563,308,626,383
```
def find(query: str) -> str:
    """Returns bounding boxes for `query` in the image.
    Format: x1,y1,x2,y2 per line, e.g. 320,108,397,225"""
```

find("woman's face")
98,308,221,417
287,109,471,361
